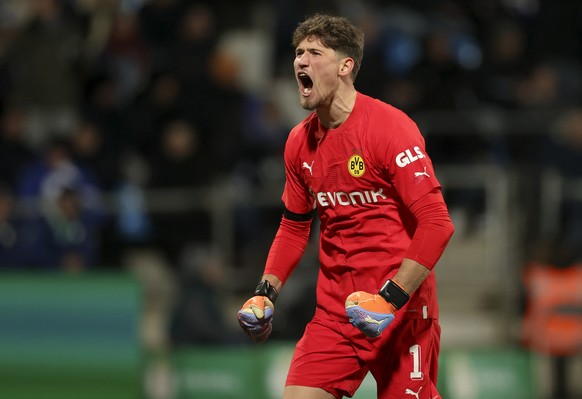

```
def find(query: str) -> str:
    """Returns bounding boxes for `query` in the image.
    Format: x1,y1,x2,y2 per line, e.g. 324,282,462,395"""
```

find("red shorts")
285,309,441,399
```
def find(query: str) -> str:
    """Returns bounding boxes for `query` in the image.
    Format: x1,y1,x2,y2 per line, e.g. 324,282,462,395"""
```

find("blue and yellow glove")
345,292,396,338
346,279,409,338
237,281,278,343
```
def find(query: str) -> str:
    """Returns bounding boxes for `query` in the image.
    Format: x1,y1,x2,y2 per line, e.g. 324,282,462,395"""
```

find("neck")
317,86,357,129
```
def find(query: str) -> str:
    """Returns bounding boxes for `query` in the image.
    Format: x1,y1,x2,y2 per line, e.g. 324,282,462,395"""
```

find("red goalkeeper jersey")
282,92,442,321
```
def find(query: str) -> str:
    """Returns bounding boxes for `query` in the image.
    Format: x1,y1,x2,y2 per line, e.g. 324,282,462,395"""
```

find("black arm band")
378,280,410,310
283,208,315,222
254,280,279,303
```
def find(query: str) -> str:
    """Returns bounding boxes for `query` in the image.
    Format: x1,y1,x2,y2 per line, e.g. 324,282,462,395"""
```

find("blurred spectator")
147,119,209,188
11,136,106,270
521,261,582,399
0,182,101,271
126,70,187,157
241,95,289,174
0,105,35,186
110,151,153,251
15,137,103,221
72,0,120,60
542,107,582,180
0,1,30,32
38,185,102,271
70,119,122,191
81,73,130,155
5,0,84,149
0,0,27,109
476,18,528,108
356,4,424,110
162,3,227,164
412,1,481,110
516,59,582,109
531,0,582,61
378,4,425,79
194,47,247,178
147,119,211,265
97,11,150,105
137,0,185,72
68,117,127,267
169,243,240,345
538,107,582,262
164,3,217,88
516,62,561,109
0,184,26,268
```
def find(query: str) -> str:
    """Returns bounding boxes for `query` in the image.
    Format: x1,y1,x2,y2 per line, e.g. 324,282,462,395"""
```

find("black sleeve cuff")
378,279,410,310
254,280,279,303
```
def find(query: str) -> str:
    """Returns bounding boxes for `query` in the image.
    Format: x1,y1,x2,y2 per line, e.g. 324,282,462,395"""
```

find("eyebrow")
296,47,327,54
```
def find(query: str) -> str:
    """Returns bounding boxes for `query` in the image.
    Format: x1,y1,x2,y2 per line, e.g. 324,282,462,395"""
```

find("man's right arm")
237,210,313,342
262,209,314,286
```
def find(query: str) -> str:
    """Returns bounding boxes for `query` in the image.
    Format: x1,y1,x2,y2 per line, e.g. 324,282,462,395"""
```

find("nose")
296,52,308,67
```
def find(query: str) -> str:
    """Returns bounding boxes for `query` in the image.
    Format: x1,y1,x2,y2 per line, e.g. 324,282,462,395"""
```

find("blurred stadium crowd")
0,0,581,348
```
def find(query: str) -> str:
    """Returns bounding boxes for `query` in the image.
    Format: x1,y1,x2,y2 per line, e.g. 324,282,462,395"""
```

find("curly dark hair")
292,14,365,81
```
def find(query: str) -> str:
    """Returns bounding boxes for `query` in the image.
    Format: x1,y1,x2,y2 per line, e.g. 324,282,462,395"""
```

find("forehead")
295,35,331,51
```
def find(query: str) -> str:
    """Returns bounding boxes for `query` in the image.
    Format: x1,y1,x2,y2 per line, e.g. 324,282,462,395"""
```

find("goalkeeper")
237,14,454,399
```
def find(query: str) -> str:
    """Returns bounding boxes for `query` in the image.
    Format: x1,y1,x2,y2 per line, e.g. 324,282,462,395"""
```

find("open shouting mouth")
297,72,313,97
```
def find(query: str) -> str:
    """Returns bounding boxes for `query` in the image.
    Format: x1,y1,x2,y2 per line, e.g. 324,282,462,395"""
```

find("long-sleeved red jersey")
267,92,452,321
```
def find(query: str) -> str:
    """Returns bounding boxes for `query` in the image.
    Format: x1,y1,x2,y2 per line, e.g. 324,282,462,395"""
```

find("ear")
338,57,355,77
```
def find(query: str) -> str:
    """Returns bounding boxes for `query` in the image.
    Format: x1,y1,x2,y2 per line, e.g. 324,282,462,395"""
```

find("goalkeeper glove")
237,280,278,343
345,279,409,338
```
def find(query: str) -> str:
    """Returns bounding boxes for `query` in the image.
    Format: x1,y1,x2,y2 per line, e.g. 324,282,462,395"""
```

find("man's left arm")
346,188,454,338
390,257,431,294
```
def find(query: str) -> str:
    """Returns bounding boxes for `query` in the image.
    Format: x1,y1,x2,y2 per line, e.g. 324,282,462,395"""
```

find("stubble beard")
298,90,317,110
299,97,315,111
298,86,333,111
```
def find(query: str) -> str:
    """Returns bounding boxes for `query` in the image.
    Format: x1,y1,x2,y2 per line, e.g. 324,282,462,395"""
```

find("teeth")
297,72,312,96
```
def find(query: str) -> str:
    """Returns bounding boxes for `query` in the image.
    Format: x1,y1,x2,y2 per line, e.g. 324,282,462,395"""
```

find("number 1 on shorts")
409,344,424,380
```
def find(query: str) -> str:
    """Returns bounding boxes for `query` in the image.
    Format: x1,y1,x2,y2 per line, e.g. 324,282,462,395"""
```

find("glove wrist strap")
254,280,278,303
378,279,409,310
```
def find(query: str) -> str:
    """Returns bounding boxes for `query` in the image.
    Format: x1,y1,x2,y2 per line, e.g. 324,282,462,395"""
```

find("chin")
299,96,317,111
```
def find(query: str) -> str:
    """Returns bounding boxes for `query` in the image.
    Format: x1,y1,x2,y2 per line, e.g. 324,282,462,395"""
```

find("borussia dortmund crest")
348,154,365,177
